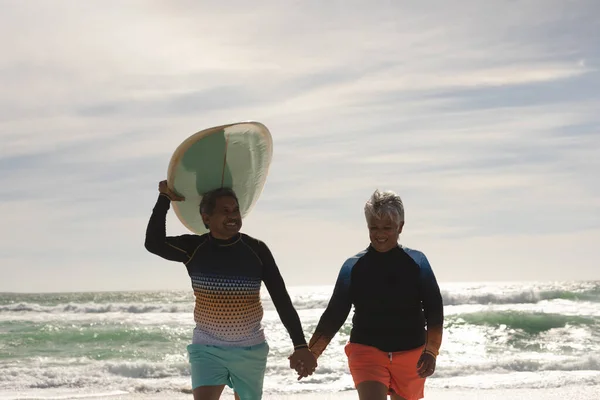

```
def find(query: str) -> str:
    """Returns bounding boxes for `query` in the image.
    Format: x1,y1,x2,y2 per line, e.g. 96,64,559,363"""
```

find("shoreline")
4,385,600,400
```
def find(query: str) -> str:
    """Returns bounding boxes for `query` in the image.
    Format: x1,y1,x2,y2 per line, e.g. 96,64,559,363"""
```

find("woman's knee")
356,380,389,400
390,390,407,400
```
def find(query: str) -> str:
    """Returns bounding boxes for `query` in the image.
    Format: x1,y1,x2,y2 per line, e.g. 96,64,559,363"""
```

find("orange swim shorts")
345,342,426,400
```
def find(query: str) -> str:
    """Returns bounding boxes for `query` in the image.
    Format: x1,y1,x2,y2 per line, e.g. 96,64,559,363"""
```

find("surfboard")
166,121,273,234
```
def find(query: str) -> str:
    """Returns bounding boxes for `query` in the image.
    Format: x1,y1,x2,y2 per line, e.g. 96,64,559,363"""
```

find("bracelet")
423,349,438,358
294,344,308,350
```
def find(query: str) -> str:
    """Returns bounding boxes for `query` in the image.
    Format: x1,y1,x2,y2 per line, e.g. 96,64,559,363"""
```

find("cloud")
0,0,599,292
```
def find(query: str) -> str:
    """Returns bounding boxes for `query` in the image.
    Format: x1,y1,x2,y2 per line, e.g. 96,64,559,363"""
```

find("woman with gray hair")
303,189,444,400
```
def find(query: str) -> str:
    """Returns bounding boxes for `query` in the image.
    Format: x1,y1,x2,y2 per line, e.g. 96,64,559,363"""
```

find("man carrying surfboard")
145,181,317,400
303,189,444,400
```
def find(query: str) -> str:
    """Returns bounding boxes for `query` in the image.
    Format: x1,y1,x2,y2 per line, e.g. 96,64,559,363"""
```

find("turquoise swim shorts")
187,341,269,400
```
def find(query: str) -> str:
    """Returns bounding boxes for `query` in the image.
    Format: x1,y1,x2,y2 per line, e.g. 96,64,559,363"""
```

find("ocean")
1,281,599,399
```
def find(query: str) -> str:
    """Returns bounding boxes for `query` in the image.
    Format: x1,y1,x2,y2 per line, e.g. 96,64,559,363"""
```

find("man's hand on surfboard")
416,352,436,378
158,180,185,201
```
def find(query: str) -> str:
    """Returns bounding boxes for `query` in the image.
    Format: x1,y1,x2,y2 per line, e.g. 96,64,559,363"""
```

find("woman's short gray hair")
364,189,405,224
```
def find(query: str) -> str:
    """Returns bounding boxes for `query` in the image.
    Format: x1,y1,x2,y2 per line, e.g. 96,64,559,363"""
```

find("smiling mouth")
225,220,240,228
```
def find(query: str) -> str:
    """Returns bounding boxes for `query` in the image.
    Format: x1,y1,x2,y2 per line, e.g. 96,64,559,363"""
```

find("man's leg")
192,385,226,400
228,342,269,400
188,344,232,399
356,381,390,400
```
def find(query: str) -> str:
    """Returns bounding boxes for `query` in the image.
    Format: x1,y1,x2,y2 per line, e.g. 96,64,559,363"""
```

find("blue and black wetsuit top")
145,194,307,349
308,244,444,358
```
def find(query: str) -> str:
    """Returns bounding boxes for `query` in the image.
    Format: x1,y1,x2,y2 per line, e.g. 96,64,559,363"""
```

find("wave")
0,302,193,314
447,310,599,333
435,355,600,378
7,354,600,380
3,354,599,393
1,284,599,315
285,286,600,309
105,360,190,379
1,359,191,394
441,286,600,306
0,291,193,305
0,324,189,362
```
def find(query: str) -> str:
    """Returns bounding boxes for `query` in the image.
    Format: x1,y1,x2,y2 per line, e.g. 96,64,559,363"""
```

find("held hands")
416,352,436,378
158,180,185,201
288,347,317,381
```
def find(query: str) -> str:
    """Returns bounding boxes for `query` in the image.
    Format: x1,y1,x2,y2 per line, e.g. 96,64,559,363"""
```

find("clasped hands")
288,347,435,381
288,347,317,381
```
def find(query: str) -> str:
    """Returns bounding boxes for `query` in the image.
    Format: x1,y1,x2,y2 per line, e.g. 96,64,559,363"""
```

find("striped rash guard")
308,245,444,358
145,194,307,348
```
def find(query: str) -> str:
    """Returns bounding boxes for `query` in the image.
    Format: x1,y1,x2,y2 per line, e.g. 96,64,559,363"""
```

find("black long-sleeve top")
308,245,444,358
145,194,307,348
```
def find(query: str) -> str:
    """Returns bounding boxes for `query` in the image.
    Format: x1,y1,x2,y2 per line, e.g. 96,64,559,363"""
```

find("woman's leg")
356,380,389,400
389,390,407,400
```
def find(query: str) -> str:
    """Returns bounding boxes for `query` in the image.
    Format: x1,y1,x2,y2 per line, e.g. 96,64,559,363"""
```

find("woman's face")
368,213,403,252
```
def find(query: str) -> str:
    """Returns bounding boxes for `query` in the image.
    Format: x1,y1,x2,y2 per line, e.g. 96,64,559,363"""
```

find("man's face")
202,196,242,239
368,214,403,252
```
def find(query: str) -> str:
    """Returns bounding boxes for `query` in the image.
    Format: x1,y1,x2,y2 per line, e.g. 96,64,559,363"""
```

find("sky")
1,0,599,293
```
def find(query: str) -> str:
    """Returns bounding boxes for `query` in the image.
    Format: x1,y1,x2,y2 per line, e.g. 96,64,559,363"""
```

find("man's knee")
192,384,226,400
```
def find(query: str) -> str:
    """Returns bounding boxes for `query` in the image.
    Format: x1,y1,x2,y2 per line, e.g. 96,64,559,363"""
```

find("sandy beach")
4,386,600,400
271,387,600,400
